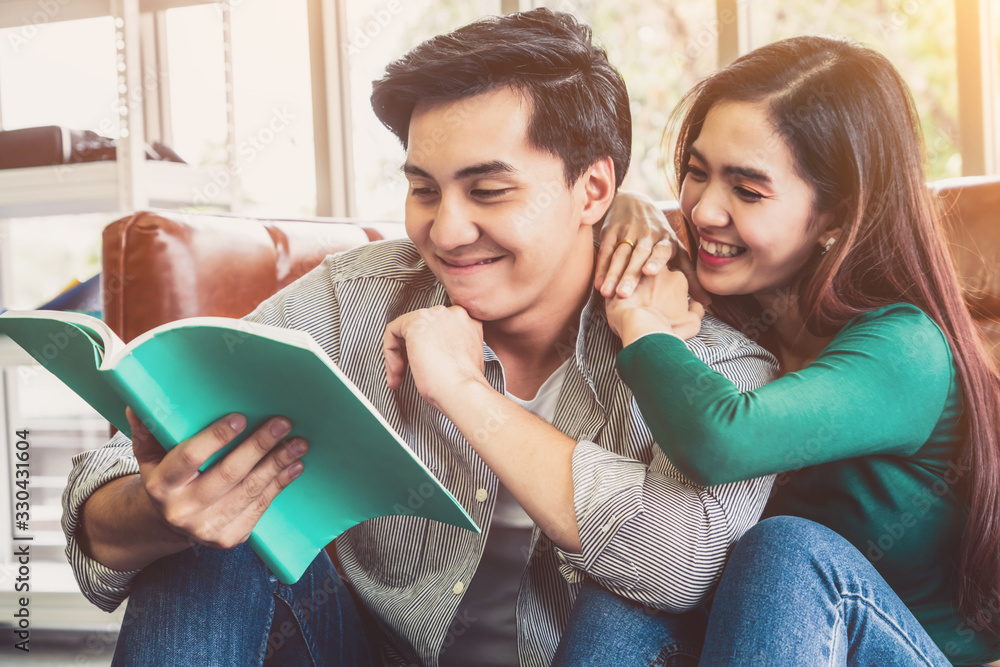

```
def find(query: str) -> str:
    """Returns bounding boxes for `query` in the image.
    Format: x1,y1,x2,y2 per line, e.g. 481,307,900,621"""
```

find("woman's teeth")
700,239,746,258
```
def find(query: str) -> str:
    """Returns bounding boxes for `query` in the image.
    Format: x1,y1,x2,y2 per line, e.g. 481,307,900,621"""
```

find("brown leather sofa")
101,210,383,343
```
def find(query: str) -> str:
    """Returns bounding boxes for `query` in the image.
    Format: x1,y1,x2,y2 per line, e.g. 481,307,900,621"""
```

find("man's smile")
437,253,507,274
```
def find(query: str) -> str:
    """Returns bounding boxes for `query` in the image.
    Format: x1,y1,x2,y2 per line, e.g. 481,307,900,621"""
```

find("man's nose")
429,194,480,250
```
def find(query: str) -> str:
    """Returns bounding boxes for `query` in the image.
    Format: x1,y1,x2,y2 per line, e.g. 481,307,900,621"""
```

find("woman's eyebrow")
689,146,773,186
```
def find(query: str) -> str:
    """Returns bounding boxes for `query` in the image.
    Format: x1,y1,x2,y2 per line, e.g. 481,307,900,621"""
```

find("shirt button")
475,488,488,502
453,581,465,595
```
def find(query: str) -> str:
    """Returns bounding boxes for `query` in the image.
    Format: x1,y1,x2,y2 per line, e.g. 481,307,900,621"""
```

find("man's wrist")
78,475,190,572
431,377,508,448
425,373,494,415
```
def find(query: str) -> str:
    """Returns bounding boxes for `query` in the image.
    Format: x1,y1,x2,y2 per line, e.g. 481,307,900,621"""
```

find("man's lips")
439,256,504,268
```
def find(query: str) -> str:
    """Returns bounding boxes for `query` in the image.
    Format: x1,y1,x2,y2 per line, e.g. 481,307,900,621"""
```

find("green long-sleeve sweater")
616,302,999,665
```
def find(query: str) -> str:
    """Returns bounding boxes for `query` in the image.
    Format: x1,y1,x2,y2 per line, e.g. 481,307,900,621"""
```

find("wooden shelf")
0,0,238,217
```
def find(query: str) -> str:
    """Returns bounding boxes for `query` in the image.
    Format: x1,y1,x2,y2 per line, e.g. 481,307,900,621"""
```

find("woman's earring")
821,237,836,255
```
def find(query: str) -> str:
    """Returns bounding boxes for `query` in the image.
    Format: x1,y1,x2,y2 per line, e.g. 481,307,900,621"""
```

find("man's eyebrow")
689,146,773,186
400,161,517,181
401,163,431,178
454,160,517,180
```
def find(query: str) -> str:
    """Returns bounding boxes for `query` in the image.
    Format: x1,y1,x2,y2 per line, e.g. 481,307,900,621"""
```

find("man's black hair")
371,8,631,189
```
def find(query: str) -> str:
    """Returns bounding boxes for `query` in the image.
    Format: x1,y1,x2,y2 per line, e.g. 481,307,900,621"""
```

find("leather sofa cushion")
102,211,381,343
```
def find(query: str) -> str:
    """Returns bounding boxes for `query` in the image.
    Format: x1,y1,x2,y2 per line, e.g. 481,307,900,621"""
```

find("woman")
576,35,1000,666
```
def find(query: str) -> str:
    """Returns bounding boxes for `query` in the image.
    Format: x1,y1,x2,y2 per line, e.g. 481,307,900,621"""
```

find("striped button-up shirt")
62,239,778,666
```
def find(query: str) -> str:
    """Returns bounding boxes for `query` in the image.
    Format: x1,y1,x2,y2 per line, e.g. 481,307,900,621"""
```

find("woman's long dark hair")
669,36,1000,633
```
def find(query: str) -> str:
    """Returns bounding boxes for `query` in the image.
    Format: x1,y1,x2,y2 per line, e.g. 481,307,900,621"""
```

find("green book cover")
0,310,479,583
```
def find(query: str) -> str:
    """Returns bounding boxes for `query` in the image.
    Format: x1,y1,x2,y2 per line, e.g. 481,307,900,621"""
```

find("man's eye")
410,187,437,197
734,186,764,203
685,166,707,181
472,188,512,199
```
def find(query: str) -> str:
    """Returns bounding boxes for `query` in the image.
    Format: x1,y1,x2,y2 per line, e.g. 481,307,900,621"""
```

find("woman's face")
679,100,833,303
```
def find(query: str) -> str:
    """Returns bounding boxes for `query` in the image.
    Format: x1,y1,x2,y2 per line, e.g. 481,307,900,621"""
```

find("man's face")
403,87,599,328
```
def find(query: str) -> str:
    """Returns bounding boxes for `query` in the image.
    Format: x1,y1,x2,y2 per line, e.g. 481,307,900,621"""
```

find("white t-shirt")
438,358,571,667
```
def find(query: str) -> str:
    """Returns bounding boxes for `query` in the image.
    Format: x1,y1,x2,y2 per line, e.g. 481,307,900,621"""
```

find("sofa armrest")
933,176,1000,320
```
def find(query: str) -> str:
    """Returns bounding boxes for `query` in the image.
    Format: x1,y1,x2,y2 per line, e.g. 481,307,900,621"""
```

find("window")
536,0,719,199
165,0,317,216
163,7,228,174
748,0,962,179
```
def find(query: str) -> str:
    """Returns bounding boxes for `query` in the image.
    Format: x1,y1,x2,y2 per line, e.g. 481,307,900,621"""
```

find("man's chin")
448,299,494,322
442,291,502,322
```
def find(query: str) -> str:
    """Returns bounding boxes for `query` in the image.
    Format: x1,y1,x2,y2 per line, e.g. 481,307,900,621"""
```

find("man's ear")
579,156,616,228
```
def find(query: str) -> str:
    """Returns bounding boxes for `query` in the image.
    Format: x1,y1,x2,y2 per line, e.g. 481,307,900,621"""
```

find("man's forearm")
76,474,190,572
438,380,582,552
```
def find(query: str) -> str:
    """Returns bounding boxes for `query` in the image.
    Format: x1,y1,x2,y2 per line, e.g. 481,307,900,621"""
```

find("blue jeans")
111,542,376,667
700,516,952,666
552,580,707,666
554,516,953,667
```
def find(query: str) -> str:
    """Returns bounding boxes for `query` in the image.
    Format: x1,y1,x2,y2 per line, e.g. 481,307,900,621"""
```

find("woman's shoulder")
843,302,946,335
835,302,953,370
844,302,937,328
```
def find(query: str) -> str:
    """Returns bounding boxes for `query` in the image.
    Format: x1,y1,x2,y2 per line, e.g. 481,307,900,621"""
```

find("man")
63,9,776,666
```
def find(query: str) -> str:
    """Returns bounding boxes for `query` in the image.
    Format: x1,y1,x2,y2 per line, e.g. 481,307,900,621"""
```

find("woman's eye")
410,187,437,197
734,186,764,202
472,188,511,199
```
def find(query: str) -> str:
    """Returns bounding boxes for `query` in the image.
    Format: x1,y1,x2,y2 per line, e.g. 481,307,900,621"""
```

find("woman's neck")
755,290,833,374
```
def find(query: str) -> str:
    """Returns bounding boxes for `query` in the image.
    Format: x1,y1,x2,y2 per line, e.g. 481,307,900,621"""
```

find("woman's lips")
697,246,743,267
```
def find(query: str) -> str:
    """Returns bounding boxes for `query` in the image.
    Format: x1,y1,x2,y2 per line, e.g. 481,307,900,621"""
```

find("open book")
0,311,479,583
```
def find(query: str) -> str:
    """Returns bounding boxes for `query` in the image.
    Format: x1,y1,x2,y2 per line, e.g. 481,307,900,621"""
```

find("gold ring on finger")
615,239,636,251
